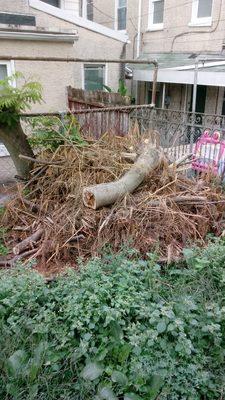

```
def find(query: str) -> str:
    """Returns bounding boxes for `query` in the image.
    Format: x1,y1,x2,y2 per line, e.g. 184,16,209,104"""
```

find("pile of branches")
1,132,225,272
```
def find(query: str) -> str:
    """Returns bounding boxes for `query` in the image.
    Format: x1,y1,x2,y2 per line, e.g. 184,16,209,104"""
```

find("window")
0,64,11,157
80,0,94,21
190,0,213,26
84,64,105,91
148,0,164,31
0,13,36,26
41,0,61,7
0,65,7,81
116,0,127,31
87,0,93,20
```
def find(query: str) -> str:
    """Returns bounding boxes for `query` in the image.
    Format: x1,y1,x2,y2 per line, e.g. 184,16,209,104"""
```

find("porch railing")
74,106,225,161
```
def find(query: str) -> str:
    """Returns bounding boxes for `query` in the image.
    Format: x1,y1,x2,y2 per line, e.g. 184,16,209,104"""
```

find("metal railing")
1,106,225,182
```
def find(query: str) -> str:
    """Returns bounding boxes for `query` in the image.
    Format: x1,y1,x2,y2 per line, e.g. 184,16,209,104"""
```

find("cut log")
83,143,163,210
13,228,44,255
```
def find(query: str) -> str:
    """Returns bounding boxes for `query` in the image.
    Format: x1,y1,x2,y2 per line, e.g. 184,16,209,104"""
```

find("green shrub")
0,242,225,399
0,227,8,256
28,115,87,151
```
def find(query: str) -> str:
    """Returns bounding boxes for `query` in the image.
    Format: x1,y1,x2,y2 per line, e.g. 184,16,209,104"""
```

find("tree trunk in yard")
83,143,163,210
0,121,34,179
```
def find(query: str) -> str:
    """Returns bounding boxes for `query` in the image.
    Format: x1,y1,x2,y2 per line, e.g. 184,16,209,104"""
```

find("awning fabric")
131,53,225,87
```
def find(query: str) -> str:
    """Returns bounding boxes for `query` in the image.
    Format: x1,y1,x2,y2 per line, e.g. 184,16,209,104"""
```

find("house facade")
132,0,225,115
0,0,128,113
91,0,225,115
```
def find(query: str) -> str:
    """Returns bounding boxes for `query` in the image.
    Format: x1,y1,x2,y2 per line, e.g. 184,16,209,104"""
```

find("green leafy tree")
0,73,42,178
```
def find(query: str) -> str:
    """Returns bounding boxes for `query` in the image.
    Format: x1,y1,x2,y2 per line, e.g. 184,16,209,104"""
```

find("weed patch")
0,242,225,399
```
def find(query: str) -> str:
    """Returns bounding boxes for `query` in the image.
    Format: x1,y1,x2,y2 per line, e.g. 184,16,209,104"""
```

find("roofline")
29,0,129,43
165,60,225,71
0,29,78,42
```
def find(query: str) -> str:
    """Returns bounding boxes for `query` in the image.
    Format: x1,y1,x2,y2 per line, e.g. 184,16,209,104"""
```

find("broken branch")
13,228,44,255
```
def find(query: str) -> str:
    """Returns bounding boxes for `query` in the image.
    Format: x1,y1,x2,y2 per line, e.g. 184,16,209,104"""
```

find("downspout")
136,0,142,103
137,0,142,58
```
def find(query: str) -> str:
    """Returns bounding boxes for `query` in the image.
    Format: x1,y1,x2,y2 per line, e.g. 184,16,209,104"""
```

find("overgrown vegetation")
1,240,225,399
0,227,8,256
29,115,87,151
103,79,128,96
0,73,42,127
0,73,42,177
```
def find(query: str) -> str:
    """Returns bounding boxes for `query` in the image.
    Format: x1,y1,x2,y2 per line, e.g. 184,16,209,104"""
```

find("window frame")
81,0,94,20
0,60,15,86
189,0,213,27
0,61,15,157
82,63,107,91
115,0,127,32
148,0,164,31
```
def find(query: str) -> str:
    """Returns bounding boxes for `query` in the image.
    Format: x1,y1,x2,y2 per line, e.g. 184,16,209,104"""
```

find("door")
196,85,207,114
189,85,207,113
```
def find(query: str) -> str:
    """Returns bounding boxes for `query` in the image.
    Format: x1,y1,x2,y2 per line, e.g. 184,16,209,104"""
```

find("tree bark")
0,121,34,178
13,228,44,255
83,143,163,210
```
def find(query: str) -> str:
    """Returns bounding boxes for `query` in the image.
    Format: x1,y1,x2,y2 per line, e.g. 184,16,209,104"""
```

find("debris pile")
1,131,225,272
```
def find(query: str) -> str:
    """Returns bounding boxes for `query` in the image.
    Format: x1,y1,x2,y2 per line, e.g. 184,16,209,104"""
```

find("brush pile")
1,131,225,272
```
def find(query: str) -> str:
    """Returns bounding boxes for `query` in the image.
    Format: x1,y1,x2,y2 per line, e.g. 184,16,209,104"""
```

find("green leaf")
148,375,164,399
118,344,132,363
6,350,28,377
110,321,123,340
124,393,143,400
81,362,103,381
99,386,117,400
156,321,167,333
103,84,113,93
111,371,128,386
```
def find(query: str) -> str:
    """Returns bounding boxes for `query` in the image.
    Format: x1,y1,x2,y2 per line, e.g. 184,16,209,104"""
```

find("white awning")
134,69,225,87
132,53,225,87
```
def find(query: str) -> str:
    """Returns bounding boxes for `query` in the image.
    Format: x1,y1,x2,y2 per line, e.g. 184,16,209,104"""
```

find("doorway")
189,85,207,113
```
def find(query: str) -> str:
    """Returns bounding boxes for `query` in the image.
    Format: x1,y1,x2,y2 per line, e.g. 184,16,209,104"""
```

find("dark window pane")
118,7,127,30
41,0,60,7
197,0,212,18
87,0,93,21
153,0,164,24
0,65,7,81
0,13,36,26
84,65,104,91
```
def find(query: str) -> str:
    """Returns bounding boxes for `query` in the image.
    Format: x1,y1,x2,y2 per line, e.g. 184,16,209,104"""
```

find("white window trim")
115,0,127,32
82,63,108,91
148,0,164,31
41,0,63,8
30,0,128,43
0,60,16,86
82,0,87,19
189,0,213,27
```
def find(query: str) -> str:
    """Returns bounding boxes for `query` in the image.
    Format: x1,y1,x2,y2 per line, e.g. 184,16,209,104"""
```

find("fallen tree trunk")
83,143,163,210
